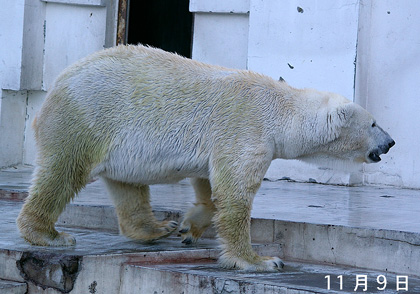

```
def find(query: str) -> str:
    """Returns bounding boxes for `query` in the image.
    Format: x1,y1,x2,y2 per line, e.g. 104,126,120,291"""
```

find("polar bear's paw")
158,220,179,238
179,203,214,245
179,221,207,245
143,220,178,242
219,254,284,272
17,214,76,246
259,256,285,271
123,220,178,242
23,230,76,247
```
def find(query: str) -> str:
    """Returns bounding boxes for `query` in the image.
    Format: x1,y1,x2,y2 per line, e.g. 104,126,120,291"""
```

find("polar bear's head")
293,90,395,169
331,101,395,164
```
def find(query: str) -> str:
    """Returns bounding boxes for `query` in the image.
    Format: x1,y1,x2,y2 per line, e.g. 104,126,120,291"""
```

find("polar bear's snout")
383,139,396,153
368,138,395,162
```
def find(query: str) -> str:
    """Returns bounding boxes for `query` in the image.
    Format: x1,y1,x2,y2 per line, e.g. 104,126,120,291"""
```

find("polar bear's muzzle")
368,139,395,162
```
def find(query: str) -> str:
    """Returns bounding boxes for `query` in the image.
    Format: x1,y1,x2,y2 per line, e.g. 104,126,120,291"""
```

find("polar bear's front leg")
210,156,284,272
179,178,216,244
103,178,178,242
213,189,284,272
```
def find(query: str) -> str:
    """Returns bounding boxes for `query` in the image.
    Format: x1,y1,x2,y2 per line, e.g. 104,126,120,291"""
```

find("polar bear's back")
34,45,283,183
47,46,260,126
40,45,286,142
56,45,237,105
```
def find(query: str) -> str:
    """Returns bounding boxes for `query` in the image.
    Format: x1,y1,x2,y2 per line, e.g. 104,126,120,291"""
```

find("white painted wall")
192,13,249,70
0,0,117,168
190,0,250,70
0,91,27,167
43,3,107,89
0,0,27,166
0,0,25,91
248,0,359,99
355,0,420,188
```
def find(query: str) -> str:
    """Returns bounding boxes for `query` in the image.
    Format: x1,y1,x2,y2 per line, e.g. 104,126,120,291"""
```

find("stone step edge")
0,189,27,201
0,279,28,294
2,238,419,293
58,203,420,244
121,258,420,294
58,203,420,277
0,243,280,294
121,260,331,294
4,199,420,278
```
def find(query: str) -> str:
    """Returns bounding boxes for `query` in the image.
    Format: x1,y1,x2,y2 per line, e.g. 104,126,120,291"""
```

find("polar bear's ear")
325,103,355,141
335,102,355,125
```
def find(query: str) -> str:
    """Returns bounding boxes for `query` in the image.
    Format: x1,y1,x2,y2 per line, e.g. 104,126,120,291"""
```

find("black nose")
379,140,395,155
389,140,395,148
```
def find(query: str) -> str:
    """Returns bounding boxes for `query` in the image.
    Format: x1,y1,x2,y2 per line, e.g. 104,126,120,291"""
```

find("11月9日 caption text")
325,274,409,292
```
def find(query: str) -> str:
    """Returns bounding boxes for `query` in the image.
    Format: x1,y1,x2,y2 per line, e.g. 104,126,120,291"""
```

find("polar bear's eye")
371,122,376,128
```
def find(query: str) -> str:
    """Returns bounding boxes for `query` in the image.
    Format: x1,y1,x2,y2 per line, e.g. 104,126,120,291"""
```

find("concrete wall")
0,91,27,167
0,0,26,91
42,2,107,90
191,0,420,189
355,0,420,188
190,0,250,70
0,0,117,167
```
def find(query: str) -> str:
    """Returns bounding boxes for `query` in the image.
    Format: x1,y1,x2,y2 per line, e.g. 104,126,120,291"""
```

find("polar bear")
17,45,394,272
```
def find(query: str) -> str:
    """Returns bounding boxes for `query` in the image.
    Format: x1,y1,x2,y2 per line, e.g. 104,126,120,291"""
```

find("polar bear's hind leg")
179,178,216,244
17,159,90,246
103,178,178,242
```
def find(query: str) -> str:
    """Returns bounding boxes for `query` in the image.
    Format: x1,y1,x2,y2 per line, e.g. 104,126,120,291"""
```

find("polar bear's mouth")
368,151,382,162
368,141,395,163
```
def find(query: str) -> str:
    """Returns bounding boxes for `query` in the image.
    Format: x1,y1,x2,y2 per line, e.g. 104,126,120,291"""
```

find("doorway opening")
125,0,193,58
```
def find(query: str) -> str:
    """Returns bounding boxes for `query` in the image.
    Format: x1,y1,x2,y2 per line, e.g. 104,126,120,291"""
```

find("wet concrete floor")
135,260,420,293
1,199,219,256
2,165,419,234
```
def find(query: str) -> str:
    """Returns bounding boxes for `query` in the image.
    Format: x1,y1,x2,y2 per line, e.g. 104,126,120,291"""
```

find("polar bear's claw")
181,236,193,245
219,254,284,272
166,221,178,231
178,228,189,234
269,257,285,270
180,230,199,245
157,221,178,238
179,222,201,244
122,220,178,242
146,221,178,242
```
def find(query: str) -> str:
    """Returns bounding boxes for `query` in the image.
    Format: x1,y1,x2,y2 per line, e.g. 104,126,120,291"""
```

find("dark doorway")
127,0,193,58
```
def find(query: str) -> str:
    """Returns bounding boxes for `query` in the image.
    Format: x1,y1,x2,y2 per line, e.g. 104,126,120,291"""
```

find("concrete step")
2,166,420,293
1,196,412,278
55,202,420,277
0,214,279,294
121,259,420,294
3,232,420,294
3,198,420,293
0,279,27,294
